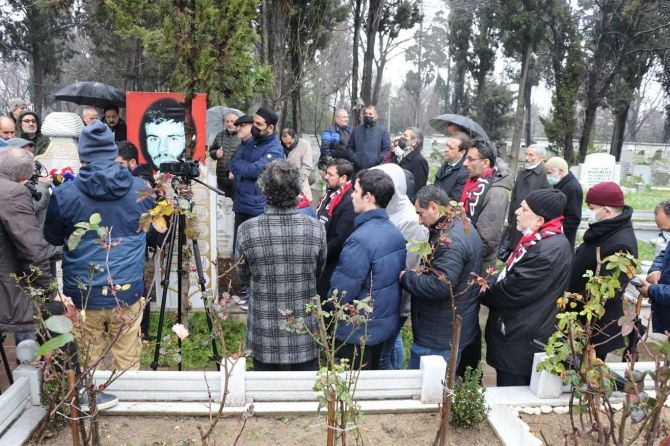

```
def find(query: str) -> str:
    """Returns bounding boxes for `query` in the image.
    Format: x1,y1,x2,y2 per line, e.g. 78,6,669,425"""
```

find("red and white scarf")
460,168,494,223
325,181,352,217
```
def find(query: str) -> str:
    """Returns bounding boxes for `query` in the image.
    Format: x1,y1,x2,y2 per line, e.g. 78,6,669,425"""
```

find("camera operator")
0,147,61,344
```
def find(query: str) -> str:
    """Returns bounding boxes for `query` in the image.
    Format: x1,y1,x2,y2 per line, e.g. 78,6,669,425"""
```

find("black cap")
255,107,278,126
234,114,253,126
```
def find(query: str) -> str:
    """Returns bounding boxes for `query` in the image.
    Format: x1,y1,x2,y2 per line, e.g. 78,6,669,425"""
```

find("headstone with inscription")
579,153,620,189
36,112,84,176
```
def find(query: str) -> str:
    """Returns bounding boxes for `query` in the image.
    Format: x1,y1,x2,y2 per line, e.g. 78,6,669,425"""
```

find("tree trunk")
563,132,575,165
578,102,599,163
610,104,629,162
351,0,363,125
523,74,533,147
509,45,532,182
361,0,384,106
473,73,486,123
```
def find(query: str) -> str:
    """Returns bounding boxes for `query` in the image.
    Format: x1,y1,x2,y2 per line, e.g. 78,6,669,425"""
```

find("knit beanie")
78,120,118,163
525,188,567,221
255,107,278,126
585,181,625,207
8,99,27,113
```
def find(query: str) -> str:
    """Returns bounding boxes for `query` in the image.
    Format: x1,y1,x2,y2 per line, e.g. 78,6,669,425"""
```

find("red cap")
585,181,624,207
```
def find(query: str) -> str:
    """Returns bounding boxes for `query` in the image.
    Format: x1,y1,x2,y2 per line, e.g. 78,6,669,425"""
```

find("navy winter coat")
44,162,155,309
229,134,284,216
329,208,406,346
648,244,670,333
345,123,391,171
433,158,468,202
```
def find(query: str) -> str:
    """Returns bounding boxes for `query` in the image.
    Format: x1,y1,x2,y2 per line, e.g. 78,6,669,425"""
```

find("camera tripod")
150,175,226,371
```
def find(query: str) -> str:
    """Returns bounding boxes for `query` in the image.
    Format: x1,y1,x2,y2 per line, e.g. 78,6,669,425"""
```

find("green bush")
451,362,489,428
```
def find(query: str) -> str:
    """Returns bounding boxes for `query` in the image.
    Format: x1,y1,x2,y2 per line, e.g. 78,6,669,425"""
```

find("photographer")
0,148,58,343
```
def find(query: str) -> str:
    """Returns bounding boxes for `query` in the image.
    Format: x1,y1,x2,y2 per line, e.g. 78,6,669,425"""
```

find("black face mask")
363,116,374,127
251,126,263,139
397,137,408,149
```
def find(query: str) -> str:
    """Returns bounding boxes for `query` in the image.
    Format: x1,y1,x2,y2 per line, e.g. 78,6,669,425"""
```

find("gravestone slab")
579,153,619,188
35,137,82,176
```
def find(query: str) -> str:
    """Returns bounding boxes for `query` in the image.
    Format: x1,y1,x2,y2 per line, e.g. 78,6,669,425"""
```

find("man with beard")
433,131,471,201
209,113,241,197
316,159,355,301
17,110,50,155
345,105,390,173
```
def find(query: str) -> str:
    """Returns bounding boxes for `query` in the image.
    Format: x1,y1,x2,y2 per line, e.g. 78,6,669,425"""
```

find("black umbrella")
429,113,489,140
54,81,125,108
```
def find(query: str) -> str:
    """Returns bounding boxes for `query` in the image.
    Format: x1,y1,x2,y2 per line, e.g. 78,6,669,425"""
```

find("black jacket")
554,172,583,249
401,217,483,350
316,187,355,300
481,233,572,375
398,149,428,198
569,206,637,357
209,129,241,196
434,157,468,202
508,164,550,248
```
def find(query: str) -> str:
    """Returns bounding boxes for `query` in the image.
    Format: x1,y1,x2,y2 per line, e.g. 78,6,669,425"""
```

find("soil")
520,411,670,445
32,412,501,446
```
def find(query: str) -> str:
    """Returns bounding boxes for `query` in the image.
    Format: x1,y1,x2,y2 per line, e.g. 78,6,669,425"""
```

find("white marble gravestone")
579,153,620,188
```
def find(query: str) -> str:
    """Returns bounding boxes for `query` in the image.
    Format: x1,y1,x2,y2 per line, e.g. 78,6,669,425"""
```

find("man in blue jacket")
229,107,284,248
319,109,351,168
640,199,670,333
44,121,155,371
328,168,406,370
345,105,391,173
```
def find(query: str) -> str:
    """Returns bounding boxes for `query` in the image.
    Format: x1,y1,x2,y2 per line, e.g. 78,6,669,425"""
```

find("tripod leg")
150,217,178,371
192,240,221,370
176,215,186,372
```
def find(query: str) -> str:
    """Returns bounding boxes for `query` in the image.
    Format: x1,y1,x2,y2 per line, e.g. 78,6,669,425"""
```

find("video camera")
159,159,200,179
26,160,46,201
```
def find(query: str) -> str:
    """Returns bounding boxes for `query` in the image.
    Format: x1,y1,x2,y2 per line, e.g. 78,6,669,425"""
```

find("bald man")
0,116,16,140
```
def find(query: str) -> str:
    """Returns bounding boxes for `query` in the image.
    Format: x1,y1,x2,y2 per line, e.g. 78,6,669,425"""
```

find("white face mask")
547,174,560,185
393,146,405,158
585,207,604,225
525,161,540,170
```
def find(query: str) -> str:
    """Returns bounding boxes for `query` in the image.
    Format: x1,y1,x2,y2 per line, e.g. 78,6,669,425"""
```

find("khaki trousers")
77,301,143,371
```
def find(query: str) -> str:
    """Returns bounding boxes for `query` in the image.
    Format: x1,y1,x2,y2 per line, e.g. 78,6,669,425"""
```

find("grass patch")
624,189,670,210
140,311,248,369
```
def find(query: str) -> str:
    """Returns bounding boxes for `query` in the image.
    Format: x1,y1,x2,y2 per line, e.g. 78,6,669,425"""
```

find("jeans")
14,331,37,345
408,342,461,370
379,332,404,370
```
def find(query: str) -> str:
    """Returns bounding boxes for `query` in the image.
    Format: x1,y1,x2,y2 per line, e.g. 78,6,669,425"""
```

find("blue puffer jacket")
320,124,352,159
44,162,155,309
329,208,407,346
648,245,670,333
230,134,285,216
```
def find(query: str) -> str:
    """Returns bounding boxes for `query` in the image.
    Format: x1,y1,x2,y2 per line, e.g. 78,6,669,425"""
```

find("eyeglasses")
464,156,484,162
22,119,37,124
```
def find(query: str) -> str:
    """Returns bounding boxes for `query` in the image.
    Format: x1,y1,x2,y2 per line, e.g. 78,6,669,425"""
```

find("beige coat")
285,138,314,200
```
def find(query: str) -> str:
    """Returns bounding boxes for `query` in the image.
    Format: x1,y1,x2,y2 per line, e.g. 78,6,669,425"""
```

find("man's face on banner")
145,119,185,165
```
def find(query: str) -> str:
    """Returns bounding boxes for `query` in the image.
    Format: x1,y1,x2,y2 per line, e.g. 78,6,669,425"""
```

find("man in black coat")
481,188,572,386
545,157,583,249
507,144,551,250
316,159,355,301
433,132,471,202
345,105,390,173
569,181,637,360
400,186,482,369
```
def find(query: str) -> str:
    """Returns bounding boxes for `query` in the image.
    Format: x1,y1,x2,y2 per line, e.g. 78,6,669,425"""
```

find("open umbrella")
206,106,243,146
54,81,125,108
430,113,489,140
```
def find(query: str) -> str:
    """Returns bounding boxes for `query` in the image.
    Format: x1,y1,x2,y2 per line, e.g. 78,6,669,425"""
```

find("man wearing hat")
7,99,27,123
5,137,35,151
229,107,284,246
44,120,155,372
17,110,50,155
569,182,637,360
481,188,572,386
209,112,241,197
545,156,583,248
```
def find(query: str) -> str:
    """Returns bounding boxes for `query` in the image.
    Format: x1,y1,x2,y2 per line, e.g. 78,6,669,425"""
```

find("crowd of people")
1,98,669,413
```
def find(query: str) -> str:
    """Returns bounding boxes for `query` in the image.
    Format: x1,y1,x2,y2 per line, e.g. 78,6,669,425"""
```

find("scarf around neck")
325,180,352,217
460,168,494,222
499,216,564,281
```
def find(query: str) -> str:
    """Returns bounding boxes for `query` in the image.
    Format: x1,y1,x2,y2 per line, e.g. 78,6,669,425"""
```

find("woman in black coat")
568,182,637,360
481,189,573,386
